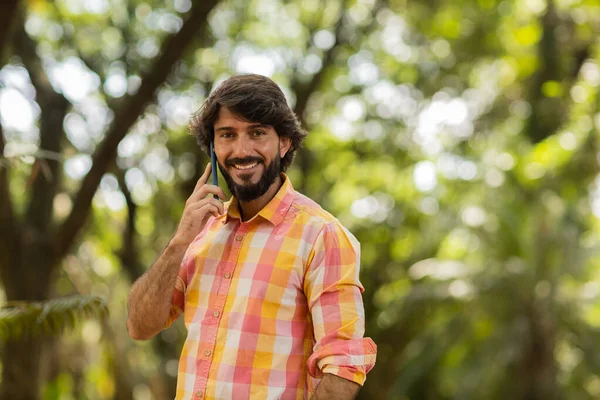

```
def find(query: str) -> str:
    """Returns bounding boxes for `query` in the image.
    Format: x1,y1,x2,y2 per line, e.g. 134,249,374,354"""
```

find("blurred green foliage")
0,295,108,339
1,0,600,399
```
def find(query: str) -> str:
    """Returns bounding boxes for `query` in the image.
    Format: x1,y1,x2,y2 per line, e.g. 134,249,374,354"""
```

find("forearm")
312,373,360,400
126,240,188,340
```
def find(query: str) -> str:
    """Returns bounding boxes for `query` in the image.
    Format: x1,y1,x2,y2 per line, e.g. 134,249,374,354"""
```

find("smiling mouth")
233,163,259,170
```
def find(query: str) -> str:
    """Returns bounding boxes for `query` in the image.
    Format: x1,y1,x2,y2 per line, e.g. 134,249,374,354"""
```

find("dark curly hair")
189,74,308,172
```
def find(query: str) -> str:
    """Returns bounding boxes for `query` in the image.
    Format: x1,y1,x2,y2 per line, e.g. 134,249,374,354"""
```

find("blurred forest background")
0,0,599,399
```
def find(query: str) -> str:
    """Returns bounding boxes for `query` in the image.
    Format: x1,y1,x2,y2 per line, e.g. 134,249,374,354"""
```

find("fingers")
190,197,225,216
188,185,227,204
190,202,221,223
205,204,221,218
188,163,227,203
193,163,212,192
207,185,227,201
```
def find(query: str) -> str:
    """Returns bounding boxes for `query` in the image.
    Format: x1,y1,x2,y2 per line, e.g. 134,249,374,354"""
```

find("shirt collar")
223,173,295,226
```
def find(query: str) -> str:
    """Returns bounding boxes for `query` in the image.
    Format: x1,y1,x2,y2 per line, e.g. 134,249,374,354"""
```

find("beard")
218,155,281,202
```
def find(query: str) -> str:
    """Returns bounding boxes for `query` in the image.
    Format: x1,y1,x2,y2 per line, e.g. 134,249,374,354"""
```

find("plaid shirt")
166,174,376,399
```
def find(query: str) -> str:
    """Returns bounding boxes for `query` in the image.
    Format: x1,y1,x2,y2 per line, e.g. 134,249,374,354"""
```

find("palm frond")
0,295,109,339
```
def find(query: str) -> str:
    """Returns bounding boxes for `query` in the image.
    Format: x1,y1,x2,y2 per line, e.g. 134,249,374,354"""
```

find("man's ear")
279,137,292,158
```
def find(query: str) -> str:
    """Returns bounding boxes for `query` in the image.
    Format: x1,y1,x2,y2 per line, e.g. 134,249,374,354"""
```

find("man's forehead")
214,107,270,130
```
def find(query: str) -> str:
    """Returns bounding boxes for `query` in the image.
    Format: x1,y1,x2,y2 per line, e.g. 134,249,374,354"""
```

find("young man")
127,74,376,399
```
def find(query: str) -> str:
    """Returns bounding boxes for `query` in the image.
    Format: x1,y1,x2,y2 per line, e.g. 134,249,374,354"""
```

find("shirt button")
224,272,231,279
204,349,211,357
213,310,220,318
195,390,203,398
235,235,243,241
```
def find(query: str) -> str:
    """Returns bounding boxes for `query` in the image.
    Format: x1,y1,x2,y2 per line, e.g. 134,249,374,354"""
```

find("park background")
1,0,599,398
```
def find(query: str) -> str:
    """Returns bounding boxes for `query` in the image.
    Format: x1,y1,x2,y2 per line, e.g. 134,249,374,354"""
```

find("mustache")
225,157,263,167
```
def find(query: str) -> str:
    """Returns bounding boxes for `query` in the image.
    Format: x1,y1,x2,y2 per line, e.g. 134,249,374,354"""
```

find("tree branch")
0,0,20,67
0,123,21,294
0,126,12,223
115,168,144,282
13,23,71,235
55,0,219,261
0,1,23,290
525,0,564,143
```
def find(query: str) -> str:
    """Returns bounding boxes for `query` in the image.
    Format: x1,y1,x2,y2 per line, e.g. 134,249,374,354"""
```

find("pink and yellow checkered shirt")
165,174,376,399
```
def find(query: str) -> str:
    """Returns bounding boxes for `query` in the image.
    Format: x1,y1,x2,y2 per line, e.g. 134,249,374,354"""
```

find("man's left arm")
311,373,360,400
304,222,377,398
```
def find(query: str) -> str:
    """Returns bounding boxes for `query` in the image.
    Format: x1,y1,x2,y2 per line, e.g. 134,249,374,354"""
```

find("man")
127,74,376,399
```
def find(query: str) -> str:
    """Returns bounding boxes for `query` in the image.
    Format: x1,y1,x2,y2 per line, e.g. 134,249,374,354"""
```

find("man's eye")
253,130,265,136
221,132,233,138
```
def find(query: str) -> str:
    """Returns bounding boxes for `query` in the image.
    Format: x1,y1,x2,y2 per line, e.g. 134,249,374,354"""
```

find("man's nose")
231,135,253,158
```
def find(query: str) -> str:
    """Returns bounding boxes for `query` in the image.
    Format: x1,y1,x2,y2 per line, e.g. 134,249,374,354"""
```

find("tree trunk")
0,235,55,400
518,303,557,400
0,337,44,400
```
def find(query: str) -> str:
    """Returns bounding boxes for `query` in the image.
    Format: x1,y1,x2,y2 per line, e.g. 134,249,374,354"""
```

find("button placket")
191,225,248,400
193,224,243,395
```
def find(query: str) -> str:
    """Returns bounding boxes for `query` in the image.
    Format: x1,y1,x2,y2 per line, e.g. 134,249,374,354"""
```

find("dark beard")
218,155,281,202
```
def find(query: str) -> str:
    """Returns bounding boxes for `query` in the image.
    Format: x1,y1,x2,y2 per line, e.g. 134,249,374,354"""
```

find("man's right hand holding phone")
170,162,226,248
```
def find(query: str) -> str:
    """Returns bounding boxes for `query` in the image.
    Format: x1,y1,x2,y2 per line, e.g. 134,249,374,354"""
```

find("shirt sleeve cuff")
321,365,367,386
307,338,377,385
164,275,186,329
164,303,183,329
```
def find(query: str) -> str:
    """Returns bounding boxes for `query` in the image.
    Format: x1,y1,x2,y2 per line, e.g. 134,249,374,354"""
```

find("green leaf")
0,295,109,340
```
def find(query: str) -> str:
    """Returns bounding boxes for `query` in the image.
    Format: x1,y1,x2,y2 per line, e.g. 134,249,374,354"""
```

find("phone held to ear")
210,141,219,199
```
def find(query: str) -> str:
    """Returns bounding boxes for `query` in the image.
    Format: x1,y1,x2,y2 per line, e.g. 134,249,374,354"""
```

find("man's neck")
238,175,283,222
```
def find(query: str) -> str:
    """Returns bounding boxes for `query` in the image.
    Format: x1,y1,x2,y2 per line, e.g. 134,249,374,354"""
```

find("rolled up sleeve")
164,275,185,329
304,222,377,385
164,254,189,329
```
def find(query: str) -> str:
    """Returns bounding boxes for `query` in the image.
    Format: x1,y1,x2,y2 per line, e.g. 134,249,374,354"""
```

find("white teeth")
233,163,258,170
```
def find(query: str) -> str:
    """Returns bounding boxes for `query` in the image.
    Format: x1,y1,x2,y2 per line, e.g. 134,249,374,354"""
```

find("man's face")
213,107,290,202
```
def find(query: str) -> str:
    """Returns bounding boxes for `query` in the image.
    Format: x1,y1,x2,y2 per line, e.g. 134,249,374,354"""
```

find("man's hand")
171,162,227,247
311,373,360,400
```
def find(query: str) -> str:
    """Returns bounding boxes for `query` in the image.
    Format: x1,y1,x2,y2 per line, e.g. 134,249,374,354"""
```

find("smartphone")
210,141,219,199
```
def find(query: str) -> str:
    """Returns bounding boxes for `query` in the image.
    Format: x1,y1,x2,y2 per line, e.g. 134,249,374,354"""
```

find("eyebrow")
215,123,267,132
